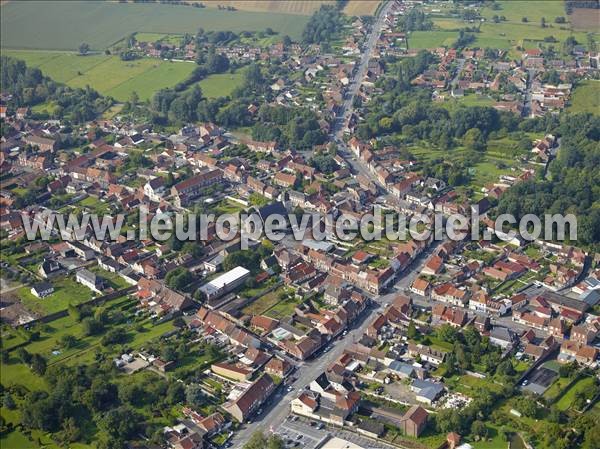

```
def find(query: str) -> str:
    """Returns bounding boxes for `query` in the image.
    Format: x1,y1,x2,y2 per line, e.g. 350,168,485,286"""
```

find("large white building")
199,266,250,300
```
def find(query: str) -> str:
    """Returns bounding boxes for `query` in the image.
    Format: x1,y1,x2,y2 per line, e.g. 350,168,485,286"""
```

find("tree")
165,267,193,291
3,394,16,410
407,321,418,339
59,334,77,349
129,90,139,106
186,384,205,409
471,420,488,440
244,431,283,449
30,354,47,375
554,16,566,23
16,347,32,365
464,128,486,152
60,417,81,444
541,17,546,28
78,43,90,55
521,17,528,22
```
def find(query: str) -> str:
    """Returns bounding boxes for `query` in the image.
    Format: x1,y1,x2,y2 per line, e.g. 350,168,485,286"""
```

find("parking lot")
276,418,327,449
522,366,558,395
275,417,396,449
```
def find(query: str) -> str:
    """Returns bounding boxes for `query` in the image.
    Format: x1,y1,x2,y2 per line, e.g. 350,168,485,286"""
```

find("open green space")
556,376,596,411
242,287,289,316
0,1,308,50
2,50,196,101
481,1,568,25
407,30,458,49
568,80,600,115
197,71,245,99
17,276,94,316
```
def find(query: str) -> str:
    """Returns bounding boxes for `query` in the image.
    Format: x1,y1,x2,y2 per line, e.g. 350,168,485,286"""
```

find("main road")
332,0,396,194
229,3,402,447
229,227,441,448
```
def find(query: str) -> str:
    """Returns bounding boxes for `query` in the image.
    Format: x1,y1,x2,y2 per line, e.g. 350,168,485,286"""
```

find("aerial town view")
0,1,599,449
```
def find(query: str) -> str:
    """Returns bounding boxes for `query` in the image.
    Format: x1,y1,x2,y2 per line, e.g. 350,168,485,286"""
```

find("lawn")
18,276,93,316
568,80,600,115
2,50,196,101
556,376,596,411
543,376,574,402
407,30,458,49
197,71,245,98
242,287,288,316
0,1,309,50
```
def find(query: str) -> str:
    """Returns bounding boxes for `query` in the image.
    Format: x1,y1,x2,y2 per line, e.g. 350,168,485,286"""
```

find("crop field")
0,0,309,50
200,0,335,15
2,50,196,101
343,1,381,16
191,1,379,16
570,7,600,31
568,80,600,115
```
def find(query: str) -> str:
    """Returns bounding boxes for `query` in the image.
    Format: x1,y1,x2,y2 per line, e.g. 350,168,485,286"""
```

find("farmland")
191,0,380,16
2,50,196,101
0,0,309,50
568,80,600,115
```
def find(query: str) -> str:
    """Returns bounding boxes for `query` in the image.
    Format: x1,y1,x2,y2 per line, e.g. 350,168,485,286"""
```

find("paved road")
230,230,437,448
522,68,536,118
331,0,396,194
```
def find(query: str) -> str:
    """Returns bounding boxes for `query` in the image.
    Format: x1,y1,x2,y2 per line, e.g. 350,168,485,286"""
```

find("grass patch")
18,276,94,316
407,30,457,49
197,71,245,98
556,376,596,411
568,80,600,115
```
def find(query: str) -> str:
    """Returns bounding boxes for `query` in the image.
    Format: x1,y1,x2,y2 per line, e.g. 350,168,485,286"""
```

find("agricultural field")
568,80,600,115
343,0,381,17
190,0,380,16
570,7,600,31
200,0,335,15
2,50,195,101
0,0,309,50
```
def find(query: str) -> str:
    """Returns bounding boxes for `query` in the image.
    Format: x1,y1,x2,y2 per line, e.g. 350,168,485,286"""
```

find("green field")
432,13,597,51
556,376,596,411
2,50,196,101
17,276,94,316
568,80,600,115
197,71,245,98
481,1,568,25
408,30,458,49
0,1,308,51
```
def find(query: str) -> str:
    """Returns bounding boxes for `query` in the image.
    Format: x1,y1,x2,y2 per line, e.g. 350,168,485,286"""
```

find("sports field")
2,50,196,101
0,0,309,50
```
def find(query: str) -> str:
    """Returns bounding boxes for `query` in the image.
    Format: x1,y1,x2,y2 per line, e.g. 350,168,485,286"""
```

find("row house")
171,169,223,208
